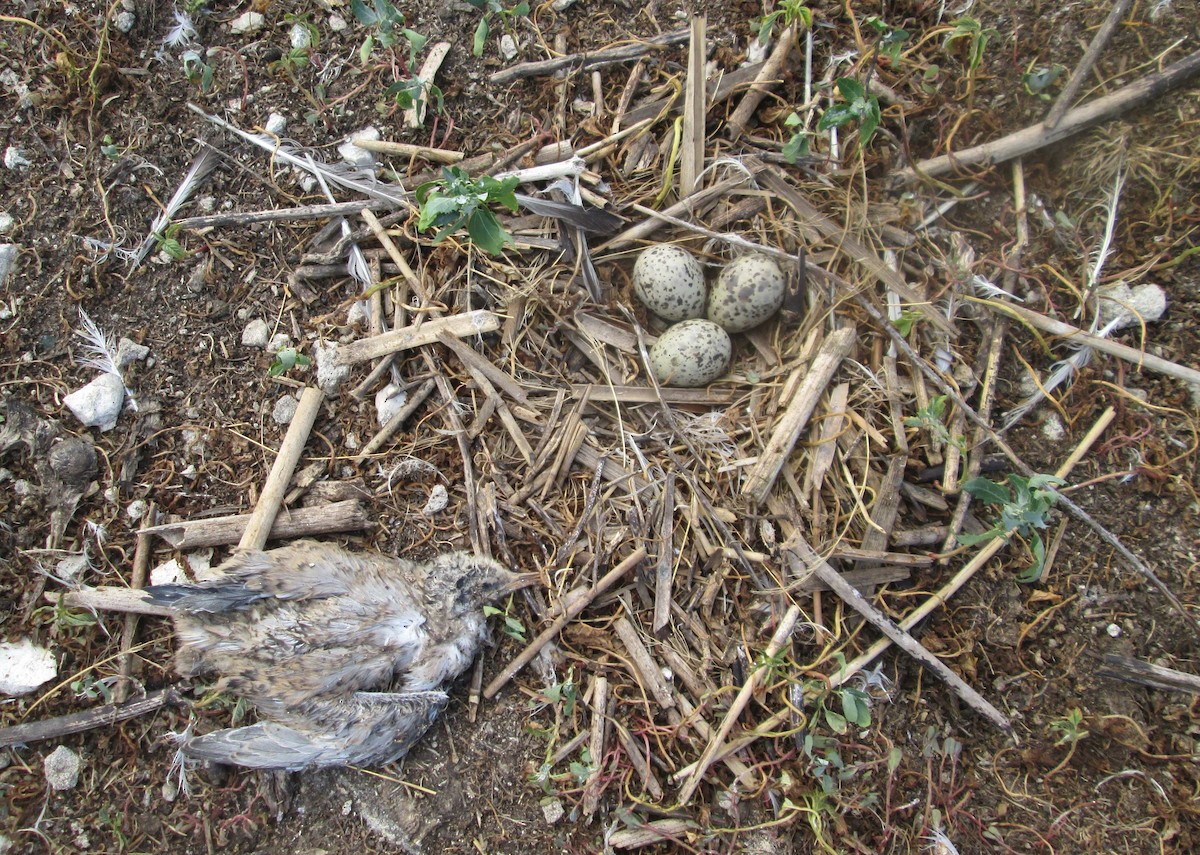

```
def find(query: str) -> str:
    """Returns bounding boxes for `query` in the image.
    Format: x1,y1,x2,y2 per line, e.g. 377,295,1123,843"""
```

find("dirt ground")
2,0,1199,853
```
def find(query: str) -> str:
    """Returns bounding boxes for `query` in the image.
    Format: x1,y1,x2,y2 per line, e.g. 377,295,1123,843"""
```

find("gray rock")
116,337,149,369
0,244,16,288
272,395,299,426
44,746,82,791
314,340,350,394
241,318,271,348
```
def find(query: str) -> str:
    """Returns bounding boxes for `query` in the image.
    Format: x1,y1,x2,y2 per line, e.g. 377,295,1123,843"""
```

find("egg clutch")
631,246,788,387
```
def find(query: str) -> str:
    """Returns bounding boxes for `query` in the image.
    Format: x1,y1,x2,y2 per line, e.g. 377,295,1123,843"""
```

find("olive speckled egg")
707,254,785,333
632,245,707,322
648,320,732,387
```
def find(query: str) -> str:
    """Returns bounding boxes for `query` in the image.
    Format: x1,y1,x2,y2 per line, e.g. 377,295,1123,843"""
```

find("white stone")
0,244,16,288
1097,281,1167,331
150,558,185,586
422,484,449,516
267,332,290,354
541,797,564,824
375,383,408,427
328,13,348,32
265,112,288,135
44,746,82,791
64,373,125,431
551,0,577,9
229,11,265,35
272,394,299,425
339,127,379,171
0,639,57,696
241,318,270,348
0,213,14,233
116,337,149,369
289,22,312,50
113,10,135,33
4,147,31,171
314,340,350,394
126,498,147,522
1041,414,1065,442
499,34,519,61
56,553,90,581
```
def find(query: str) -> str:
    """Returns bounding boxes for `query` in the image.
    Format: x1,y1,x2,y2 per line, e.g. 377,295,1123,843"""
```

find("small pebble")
44,746,82,792
0,244,15,288
229,11,265,34
113,10,135,33
0,212,14,233
375,383,408,427
314,340,350,394
241,318,270,348
116,337,149,369
267,333,291,354
265,113,288,135
499,34,519,61
3,147,30,171
272,394,299,425
339,128,379,171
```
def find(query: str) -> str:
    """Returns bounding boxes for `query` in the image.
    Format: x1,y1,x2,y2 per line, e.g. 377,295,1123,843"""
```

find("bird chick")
147,540,535,770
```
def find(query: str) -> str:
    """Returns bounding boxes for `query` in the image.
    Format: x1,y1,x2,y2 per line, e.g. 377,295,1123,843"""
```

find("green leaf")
824,708,848,735
466,209,512,254
963,476,1011,506
782,132,808,164
1017,533,1047,583
416,194,465,230
473,16,489,56
350,0,378,26
956,529,1000,546
835,77,865,102
817,104,856,131
887,746,903,773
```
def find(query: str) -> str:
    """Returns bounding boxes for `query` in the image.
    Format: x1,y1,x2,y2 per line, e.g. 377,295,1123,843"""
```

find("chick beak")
504,572,541,594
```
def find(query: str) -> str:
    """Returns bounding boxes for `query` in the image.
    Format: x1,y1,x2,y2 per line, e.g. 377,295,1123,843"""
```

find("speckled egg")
648,320,732,387
707,254,786,333
632,245,707,322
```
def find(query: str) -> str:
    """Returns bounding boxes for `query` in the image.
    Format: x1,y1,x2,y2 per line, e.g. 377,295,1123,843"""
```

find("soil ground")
1,1,1199,853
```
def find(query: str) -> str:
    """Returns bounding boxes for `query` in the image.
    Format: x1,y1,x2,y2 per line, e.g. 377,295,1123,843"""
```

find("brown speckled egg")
632,245,707,322
648,320,731,387
707,254,785,332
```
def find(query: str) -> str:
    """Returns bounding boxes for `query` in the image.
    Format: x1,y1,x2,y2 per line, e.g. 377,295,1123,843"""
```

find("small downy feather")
76,307,138,412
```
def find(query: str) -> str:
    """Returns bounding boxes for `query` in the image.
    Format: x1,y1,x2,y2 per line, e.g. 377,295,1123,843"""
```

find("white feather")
132,147,219,267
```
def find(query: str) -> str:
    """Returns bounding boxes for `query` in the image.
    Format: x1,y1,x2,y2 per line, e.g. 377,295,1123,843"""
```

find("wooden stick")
175,199,396,230
679,14,706,197
582,675,609,817
0,689,181,750
490,29,689,85
726,24,795,140
980,299,1200,387
334,310,502,366
613,617,676,710
350,138,463,164
652,475,676,637
239,386,324,551
787,534,1012,733
1096,654,1200,695
403,40,450,128
484,549,646,698
115,510,155,703
142,500,368,548
676,605,801,805
897,47,1200,181
48,587,168,616
1043,0,1133,130
743,325,856,503
358,379,437,459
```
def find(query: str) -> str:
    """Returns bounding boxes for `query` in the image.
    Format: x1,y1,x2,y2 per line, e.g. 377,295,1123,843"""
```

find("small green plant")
1022,63,1065,100
904,395,966,453
181,49,214,93
943,16,996,102
416,166,520,255
72,674,118,703
100,134,120,160
483,594,527,642
943,17,995,72
268,347,311,377
154,223,187,260
892,308,922,337
818,77,881,146
465,0,530,57
960,472,1065,582
864,16,909,67
351,0,440,117
781,112,809,163
1049,707,1088,746
1046,707,1088,777
754,0,812,44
